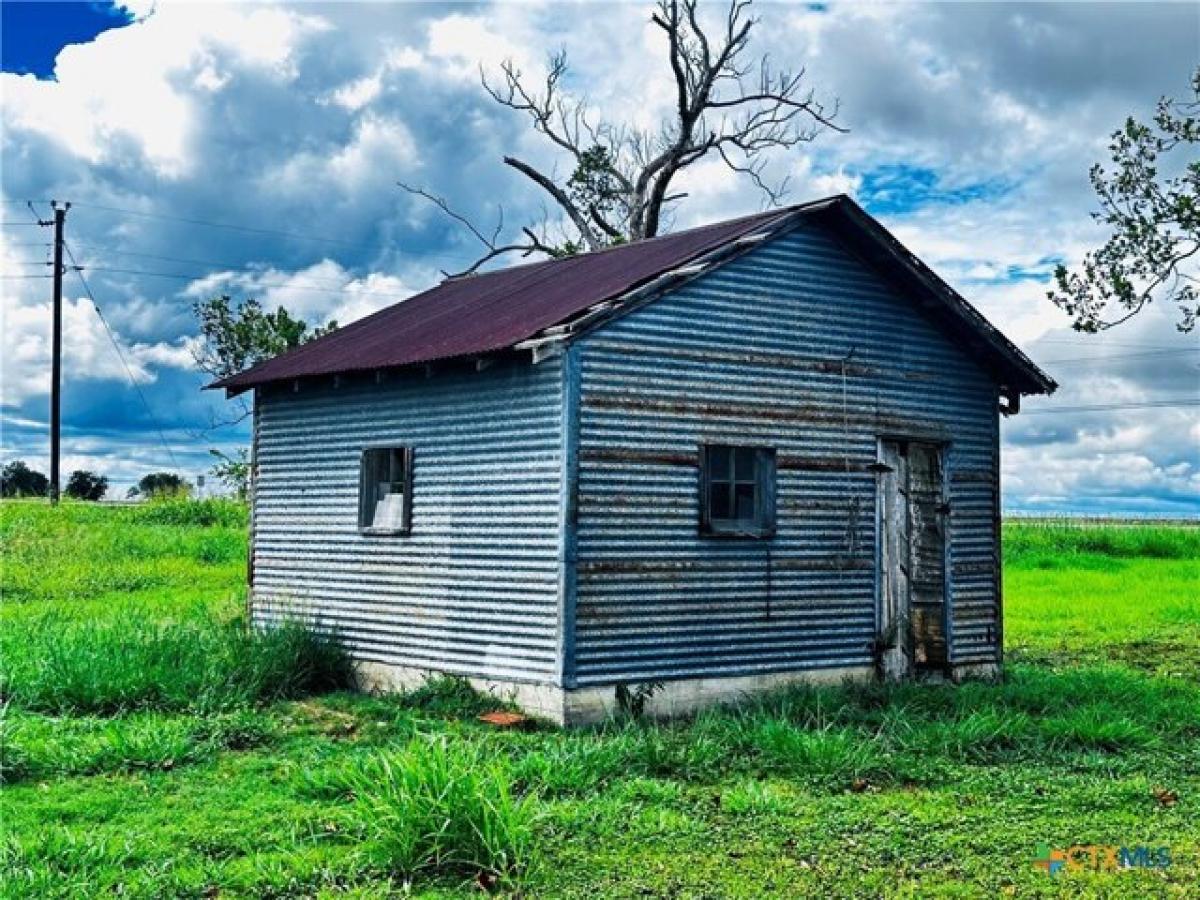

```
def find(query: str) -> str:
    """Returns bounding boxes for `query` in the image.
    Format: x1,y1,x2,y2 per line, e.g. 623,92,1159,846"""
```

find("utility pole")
47,201,69,504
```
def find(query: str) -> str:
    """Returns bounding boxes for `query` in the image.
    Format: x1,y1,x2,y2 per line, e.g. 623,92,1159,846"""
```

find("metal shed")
213,195,1055,724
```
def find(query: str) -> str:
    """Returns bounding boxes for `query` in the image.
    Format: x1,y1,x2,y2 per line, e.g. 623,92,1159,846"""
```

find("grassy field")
1,502,1197,898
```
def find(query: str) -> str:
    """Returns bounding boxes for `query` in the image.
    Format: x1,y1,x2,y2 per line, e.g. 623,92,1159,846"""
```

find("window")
359,447,412,535
700,444,776,537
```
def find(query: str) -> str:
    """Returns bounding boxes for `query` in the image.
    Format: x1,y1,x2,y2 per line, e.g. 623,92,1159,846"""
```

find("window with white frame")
699,444,776,538
359,447,412,534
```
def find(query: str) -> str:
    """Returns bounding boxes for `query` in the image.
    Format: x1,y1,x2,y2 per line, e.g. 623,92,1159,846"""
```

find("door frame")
873,434,953,678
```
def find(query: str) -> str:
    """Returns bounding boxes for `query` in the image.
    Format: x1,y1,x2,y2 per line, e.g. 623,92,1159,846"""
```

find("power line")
70,235,469,269
79,264,418,302
66,201,474,266
70,201,362,248
1036,338,1193,350
1020,399,1200,415
81,263,366,292
0,274,52,279
68,242,280,273
1038,349,1200,365
61,239,182,470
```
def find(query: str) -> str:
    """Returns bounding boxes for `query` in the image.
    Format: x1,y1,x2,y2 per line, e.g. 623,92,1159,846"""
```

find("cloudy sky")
1,0,1197,512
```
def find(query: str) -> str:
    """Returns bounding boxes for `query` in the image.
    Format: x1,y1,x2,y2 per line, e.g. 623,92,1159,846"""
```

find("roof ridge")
210,193,1055,400
441,201,810,283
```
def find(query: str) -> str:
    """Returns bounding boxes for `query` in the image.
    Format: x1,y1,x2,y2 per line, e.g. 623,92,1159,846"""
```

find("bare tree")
401,0,844,276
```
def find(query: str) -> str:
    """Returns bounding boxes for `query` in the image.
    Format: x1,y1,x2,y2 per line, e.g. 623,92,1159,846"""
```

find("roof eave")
819,200,1057,397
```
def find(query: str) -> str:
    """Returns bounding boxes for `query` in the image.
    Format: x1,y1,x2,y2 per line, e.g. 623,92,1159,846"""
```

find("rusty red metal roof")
211,196,1055,396
211,205,796,393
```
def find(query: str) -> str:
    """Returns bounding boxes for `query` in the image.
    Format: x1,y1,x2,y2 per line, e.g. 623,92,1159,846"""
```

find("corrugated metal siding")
572,222,1000,685
251,357,564,683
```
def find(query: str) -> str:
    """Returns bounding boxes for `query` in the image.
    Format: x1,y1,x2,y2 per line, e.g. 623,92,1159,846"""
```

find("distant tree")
0,460,49,498
1050,67,1200,332
193,295,339,382
193,295,337,426
209,448,250,501
128,472,192,500
192,296,335,512
64,470,109,501
401,0,844,275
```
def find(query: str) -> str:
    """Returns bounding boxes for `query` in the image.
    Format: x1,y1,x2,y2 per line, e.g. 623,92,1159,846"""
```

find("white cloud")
1,0,1194,512
1,4,329,176
329,72,383,111
0,291,197,406
181,259,433,328
425,13,537,82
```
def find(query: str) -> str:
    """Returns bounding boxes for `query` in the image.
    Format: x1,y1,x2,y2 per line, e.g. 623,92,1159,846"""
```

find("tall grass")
1,499,247,606
1,612,354,715
500,662,1200,797
315,736,537,885
1004,519,1200,564
127,498,248,528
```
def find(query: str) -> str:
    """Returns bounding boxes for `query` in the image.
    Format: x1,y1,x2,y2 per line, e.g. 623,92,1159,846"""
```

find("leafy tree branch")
1050,67,1200,332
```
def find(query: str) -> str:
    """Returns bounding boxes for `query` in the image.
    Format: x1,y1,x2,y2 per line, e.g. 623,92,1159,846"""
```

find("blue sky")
1,2,135,78
1,1,1197,512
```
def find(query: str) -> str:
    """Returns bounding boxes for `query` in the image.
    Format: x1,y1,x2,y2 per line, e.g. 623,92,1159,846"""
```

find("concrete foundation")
357,661,878,726
950,662,1002,682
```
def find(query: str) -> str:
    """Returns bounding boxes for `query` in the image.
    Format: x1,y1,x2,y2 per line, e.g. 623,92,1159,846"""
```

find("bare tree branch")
401,0,844,273
399,181,558,277
502,157,603,250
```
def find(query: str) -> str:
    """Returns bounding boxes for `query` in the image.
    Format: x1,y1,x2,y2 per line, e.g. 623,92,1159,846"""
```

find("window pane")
372,489,406,529
734,447,756,481
708,445,731,481
734,482,757,521
709,480,732,520
389,448,407,483
361,447,409,531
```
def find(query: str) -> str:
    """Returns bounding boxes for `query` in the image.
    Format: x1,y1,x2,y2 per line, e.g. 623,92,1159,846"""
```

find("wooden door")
879,440,947,678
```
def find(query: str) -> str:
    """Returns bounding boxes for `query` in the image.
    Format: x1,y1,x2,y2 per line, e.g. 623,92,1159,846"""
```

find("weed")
744,719,886,782
399,675,500,718
614,681,664,720
329,737,537,885
1,613,354,715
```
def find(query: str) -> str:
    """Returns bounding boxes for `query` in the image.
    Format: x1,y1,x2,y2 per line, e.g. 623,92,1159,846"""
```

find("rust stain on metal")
777,457,874,473
581,446,876,473
951,469,996,484
581,447,697,467
578,494,694,510
780,498,870,511
583,393,815,422
588,340,881,378
952,560,995,577
579,557,871,576
583,392,947,436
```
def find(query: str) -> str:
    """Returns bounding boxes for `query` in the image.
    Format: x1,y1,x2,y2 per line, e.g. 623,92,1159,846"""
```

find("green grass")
1,610,354,716
1003,518,1200,563
2,502,1197,897
1,498,246,616
1002,520,1200,678
310,736,538,884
